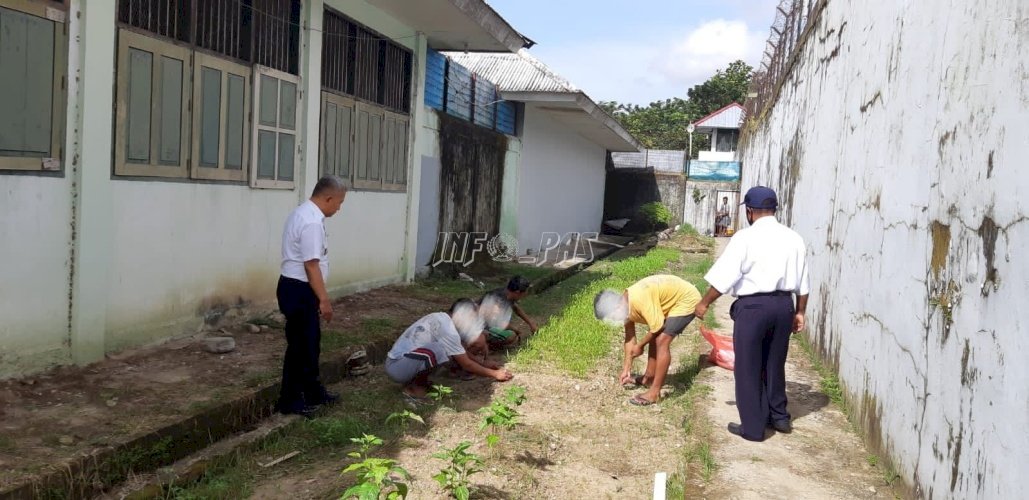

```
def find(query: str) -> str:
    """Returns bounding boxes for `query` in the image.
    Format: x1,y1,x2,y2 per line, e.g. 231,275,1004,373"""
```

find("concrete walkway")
699,239,896,499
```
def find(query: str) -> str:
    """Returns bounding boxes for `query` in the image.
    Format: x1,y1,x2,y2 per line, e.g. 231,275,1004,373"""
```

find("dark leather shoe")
307,391,340,406
770,419,792,433
727,422,763,442
278,404,317,419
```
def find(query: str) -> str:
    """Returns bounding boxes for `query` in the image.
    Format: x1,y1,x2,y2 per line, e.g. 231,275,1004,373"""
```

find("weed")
684,442,717,481
307,417,366,447
341,434,410,500
640,201,673,229
678,223,700,236
385,410,425,433
427,384,454,405
432,441,484,500
866,455,879,467
881,462,901,486
795,335,849,414
478,386,527,449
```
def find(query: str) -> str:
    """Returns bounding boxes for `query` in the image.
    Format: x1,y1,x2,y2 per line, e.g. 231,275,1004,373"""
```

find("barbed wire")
744,0,819,123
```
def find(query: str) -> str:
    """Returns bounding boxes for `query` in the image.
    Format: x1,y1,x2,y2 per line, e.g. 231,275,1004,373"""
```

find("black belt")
739,291,793,298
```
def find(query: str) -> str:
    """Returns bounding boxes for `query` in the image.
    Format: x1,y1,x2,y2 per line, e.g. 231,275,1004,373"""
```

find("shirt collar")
303,200,325,221
751,215,779,228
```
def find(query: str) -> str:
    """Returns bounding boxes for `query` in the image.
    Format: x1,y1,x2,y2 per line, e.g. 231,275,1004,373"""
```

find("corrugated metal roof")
694,103,745,129
611,150,686,173
443,50,578,93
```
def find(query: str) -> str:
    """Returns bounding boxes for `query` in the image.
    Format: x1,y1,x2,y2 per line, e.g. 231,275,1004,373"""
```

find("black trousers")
730,292,795,441
276,276,327,411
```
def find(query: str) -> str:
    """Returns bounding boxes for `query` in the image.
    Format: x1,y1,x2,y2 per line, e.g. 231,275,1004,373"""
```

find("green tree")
601,60,753,156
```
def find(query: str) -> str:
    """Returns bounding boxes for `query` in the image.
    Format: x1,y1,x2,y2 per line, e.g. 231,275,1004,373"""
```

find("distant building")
684,103,745,236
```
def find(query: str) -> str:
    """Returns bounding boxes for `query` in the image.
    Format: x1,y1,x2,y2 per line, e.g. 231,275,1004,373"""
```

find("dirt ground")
0,284,455,490
697,239,901,500
242,237,904,500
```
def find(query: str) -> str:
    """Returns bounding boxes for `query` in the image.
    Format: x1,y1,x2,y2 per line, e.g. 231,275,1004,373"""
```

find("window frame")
0,0,68,173
380,109,409,192
352,101,385,191
190,51,251,182
250,65,300,190
318,90,355,186
113,28,192,178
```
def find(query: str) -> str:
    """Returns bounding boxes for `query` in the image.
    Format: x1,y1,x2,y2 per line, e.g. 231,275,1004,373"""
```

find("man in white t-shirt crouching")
386,299,514,404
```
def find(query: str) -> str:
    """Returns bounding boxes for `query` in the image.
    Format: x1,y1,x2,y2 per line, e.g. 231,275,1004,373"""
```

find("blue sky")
488,0,779,106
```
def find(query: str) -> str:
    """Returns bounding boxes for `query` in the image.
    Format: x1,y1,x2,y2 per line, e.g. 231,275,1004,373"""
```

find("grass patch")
0,434,15,452
322,318,399,352
167,384,408,499
513,247,682,376
794,335,847,412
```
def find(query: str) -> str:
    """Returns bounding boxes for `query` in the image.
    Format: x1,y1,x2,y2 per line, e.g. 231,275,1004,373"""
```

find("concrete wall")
603,168,687,229
517,105,607,254
682,181,739,235
0,0,422,378
738,0,1028,497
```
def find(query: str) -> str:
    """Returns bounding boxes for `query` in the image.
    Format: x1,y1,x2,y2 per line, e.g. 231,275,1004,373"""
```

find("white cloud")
653,19,765,84
526,19,766,105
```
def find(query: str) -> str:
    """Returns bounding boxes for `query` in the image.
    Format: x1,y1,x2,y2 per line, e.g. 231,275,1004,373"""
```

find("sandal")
622,374,647,390
629,394,657,406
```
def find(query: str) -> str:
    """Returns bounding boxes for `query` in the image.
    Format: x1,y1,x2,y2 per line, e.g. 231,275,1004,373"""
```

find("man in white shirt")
694,186,810,441
276,176,347,417
385,299,513,404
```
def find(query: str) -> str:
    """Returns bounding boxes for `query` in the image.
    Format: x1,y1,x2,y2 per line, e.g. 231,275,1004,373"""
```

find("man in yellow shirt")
594,275,701,405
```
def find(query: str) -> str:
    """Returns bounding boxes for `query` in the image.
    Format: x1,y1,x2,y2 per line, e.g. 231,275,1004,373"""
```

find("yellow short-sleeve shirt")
627,275,701,332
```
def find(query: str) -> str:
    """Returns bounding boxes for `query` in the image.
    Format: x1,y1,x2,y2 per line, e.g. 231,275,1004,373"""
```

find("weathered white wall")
739,1,1028,498
0,176,73,375
682,181,738,235
517,105,607,254
0,0,420,377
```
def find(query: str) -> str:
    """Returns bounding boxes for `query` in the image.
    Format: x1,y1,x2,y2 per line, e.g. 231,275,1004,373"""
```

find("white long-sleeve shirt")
704,216,810,297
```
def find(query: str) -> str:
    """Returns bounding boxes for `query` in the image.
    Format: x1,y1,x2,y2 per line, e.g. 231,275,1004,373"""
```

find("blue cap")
742,186,778,209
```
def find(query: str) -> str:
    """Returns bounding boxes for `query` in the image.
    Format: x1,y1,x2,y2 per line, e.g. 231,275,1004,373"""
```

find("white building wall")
0,0,423,377
739,0,1028,497
516,105,606,254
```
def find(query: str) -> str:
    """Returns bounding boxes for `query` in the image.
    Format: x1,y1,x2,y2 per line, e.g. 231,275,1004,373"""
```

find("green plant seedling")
340,434,411,500
385,410,425,432
477,385,527,450
428,384,454,404
432,441,483,500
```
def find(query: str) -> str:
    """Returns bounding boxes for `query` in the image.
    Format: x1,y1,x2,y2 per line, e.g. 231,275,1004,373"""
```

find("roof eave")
450,0,533,52
501,91,642,152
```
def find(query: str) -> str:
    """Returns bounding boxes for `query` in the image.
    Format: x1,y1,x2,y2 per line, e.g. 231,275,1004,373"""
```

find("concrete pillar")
403,32,429,281
500,138,522,240
298,0,324,202
69,0,116,364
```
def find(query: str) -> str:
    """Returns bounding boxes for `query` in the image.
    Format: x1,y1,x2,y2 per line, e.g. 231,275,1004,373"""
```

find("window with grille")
319,7,412,192
0,0,68,173
117,0,300,75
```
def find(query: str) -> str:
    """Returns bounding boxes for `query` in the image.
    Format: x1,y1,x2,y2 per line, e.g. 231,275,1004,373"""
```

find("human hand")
319,300,334,322
493,369,514,382
629,343,644,358
619,369,633,385
793,313,806,333
694,302,709,320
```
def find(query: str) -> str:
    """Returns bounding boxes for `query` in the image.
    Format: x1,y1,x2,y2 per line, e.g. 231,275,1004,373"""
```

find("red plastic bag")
700,325,735,371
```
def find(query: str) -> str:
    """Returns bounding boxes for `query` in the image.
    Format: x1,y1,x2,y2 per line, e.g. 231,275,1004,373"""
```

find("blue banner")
688,161,741,181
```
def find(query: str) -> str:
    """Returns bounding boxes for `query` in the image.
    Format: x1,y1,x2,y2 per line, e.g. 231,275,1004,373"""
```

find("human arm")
304,260,333,322
620,321,636,384
513,303,537,333
794,294,808,332
693,286,723,322
453,353,512,381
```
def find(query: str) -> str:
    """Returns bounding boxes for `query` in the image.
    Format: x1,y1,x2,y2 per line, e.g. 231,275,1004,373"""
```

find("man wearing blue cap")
694,186,810,441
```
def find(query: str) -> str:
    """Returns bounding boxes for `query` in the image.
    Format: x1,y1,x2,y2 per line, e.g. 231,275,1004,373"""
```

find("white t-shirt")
387,312,466,361
704,216,810,297
280,200,329,282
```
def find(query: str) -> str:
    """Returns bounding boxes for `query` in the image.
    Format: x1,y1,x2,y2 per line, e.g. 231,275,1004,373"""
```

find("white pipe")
653,472,667,500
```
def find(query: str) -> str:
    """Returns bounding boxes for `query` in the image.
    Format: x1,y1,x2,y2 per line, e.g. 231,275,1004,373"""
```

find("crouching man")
385,299,513,404
594,274,701,406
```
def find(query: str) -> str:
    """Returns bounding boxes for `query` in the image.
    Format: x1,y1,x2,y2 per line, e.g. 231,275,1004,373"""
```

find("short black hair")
507,275,531,293
448,298,477,315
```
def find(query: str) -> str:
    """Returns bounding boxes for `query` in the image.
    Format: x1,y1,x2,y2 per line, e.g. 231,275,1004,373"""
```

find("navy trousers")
276,276,328,411
730,292,795,441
